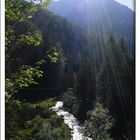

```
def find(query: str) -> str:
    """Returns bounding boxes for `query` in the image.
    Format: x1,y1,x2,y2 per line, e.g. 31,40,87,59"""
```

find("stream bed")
51,101,92,140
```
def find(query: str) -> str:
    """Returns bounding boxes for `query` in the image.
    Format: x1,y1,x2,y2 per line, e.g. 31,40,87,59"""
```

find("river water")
51,101,92,140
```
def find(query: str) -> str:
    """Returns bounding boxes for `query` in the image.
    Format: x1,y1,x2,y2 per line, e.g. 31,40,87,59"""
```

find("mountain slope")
48,0,135,49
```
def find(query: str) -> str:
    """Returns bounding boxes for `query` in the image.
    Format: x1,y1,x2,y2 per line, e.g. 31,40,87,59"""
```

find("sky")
115,0,134,10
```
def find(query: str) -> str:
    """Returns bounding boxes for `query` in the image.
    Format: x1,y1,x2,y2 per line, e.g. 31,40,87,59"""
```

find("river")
51,101,92,140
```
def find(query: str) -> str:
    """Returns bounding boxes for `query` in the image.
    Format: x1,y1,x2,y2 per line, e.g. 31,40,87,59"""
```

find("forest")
5,0,135,140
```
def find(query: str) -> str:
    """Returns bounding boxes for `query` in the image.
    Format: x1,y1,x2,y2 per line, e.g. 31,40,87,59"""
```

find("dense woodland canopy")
5,0,135,140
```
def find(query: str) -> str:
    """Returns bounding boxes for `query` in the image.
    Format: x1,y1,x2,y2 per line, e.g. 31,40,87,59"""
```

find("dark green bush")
61,88,80,117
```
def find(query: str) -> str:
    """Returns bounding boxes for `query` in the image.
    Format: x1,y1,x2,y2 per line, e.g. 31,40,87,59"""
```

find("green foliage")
5,64,43,101
5,0,50,23
61,88,79,116
15,65,43,87
5,1,64,139
5,25,15,47
96,35,135,138
6,0,37,22
35,98,56,114
35,60,46,67
47,47,59,63
5,0,58,100
32,115,71,140
6,99,71,140
5,79,15,99
5,0,51,76
6,99,22,140
15,31,42,47
84,103,114,140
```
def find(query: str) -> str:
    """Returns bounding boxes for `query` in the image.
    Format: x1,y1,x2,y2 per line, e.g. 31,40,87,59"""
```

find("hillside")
49,0,135,49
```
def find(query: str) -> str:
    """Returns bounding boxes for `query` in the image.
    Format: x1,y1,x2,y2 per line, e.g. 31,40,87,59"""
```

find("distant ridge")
48,0,135,49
